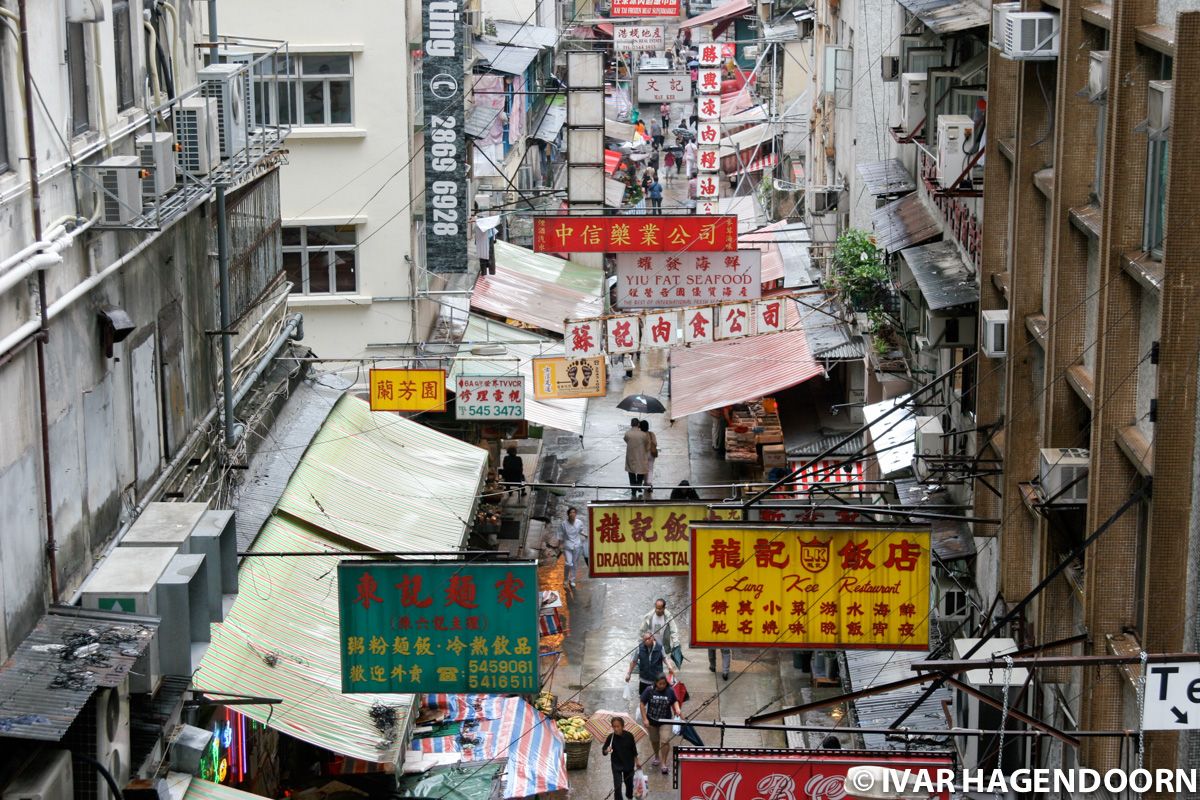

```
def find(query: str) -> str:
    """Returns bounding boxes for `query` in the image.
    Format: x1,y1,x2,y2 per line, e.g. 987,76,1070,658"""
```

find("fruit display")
555,716,592,742
534,691,555,715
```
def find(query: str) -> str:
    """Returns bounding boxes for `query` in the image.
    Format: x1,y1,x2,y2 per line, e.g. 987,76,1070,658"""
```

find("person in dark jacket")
603,717,640,799
625,632,675,695
500,446,525,496
670,480,700,500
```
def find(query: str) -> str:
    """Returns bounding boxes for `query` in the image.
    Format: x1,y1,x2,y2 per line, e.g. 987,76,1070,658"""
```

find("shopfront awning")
896,0,990,34
669,328,824,419
532,104,566,142
492,20,558,49
472,270,603,335
857,158,917,196
605,149,623,174
864,394,916,478
465,104,504,139
680,0,753,28
493,240,605,295
900,240,979,311
722,105,770,126
719,122,779,158
473,41,541,76
870,192,942,254
740,220,792,284
174,776,270,800
745,153,779,173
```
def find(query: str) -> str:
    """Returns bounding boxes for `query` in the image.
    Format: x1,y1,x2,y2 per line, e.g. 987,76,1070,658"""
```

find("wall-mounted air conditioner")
195,509,239,600
914,415,945,457
990,2,1020,50
952,638,1030,772
1136,80,1172,140
65,0,104,22
198,63,251,158
806,187,838,214
925,310,976,347
1038,447,1089,504
981,309,1008,358
881,55,900,82
216,48,262,130
135,132,177,200
93,680,131,800
97,156,142,225
936,114,973,186
174,97,220,175
3,751,73,800
899,73,928,135
157,553,210,677
743,45,760,59
1084,51,1109,103
1001,12,1060,61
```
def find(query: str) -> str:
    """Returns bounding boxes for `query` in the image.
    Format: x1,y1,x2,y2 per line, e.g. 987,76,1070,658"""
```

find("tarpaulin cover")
680,0,752,27
472,270,603,334
395,764,503,800
493,240,605,295
865,394,917,477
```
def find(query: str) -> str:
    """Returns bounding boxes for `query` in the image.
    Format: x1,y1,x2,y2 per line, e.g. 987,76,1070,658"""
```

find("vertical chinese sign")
422,0,467,272
587,503,742,577
369,368,447,412
690,526,931,649
338,562,540,693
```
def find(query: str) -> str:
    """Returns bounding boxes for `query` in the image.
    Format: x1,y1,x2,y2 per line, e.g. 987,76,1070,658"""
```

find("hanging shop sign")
717,302,751,339
421,0,467,272
613,24,664,51
588,503,741,577
531,355,607,399
697,95,721,121
615,250,762,309
683,306,716,344
697,68,722,94
696,122,720,145
565,319,603,358
533,215,738,253
606,316,641,354
676,750,955,800
338,561,539,694
566,297,787,354
696,146,720,172
611,0,680,16
697,200,720,215
696,174,721,200
643,310,680,348
689,525,932,649
698,43,723,67
455,375,525,420
637,73,692,103
369,368,447,412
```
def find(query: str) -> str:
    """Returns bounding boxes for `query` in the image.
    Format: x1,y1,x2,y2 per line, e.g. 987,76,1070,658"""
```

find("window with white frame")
283,225,358,294
1143,54,1172,259
254,54,353,127
66,21,90,134
112,1,135,110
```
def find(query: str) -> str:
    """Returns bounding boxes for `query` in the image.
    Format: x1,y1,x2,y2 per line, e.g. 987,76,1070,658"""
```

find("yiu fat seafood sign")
615,251,762,310
422,0,467,273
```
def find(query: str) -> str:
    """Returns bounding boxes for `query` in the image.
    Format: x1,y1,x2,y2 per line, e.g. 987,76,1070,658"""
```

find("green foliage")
830,229,890,313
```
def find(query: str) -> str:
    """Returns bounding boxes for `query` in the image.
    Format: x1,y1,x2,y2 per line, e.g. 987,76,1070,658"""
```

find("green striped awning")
179,777,267,800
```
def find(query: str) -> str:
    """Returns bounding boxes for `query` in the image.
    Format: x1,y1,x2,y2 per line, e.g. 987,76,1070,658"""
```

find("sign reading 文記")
533,215,738,253
588,503,742,577
338,561,539,694
531,356,607,400
690,526,931,649
455,375,525,420
369,368,447,412
614,250,762,309
637,73,692,103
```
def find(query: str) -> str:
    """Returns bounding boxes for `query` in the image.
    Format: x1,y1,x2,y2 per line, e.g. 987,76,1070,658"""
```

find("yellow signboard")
690,526,931,650
531,356,607,400
587,503,742,577
368,368,447,412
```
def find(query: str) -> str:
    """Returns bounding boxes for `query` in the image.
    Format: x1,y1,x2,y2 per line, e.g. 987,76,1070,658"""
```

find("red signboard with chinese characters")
610,0,680,16
533,215,738,253
676,750,954,800
614,251,762,309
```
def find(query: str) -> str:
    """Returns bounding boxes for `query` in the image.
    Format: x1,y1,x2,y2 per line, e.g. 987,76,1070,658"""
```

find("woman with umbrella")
640,420,659,495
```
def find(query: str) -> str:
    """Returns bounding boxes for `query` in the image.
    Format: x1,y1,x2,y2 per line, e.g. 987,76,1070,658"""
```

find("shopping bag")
671,723,681,736
623,681,633,702
634,704,643,724
633,770,649,799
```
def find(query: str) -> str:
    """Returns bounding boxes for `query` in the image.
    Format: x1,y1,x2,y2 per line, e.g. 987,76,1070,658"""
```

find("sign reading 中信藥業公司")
613,24,664,51
1142,661,1200,729
455,375,524,420
676,749,954,800
533,215,738,253
422,0,467,272
338,561,539,693
610,0,679,15
531,356,607,400
588,504,742,577
369,368,447,412
637,73,692,103
615,250,762,310
690,525,931,649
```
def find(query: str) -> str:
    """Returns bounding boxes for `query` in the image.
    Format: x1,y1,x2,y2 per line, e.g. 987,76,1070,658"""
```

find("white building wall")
846,0,899,231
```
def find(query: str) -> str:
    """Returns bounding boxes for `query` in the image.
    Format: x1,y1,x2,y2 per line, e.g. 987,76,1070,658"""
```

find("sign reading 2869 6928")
423,0,467,273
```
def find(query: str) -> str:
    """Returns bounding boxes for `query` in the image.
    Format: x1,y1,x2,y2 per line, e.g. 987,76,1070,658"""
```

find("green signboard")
337,561,540,694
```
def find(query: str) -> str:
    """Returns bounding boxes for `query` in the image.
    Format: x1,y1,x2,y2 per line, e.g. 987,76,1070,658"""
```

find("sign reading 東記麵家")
422,0,467,272
614,250,762,309
610,0,680,16
338,561,539,694
637,73,692,103
588,503,741,577
531,356,607,399
455,375,525,420
613,24,664,51
533,215,738,253
690,525,931,649
369,368,447,412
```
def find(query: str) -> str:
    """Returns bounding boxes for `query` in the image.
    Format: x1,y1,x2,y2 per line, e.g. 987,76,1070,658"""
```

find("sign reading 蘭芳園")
588,503,742,577
637,73,692,103
455,375,524,420
533,215,738,254
614,250,762,309
422,0,467,272
690,525,931,649
369,368,447,412
338,561,539,694
614,24,664,51
531,356,607,400
610,0,679,16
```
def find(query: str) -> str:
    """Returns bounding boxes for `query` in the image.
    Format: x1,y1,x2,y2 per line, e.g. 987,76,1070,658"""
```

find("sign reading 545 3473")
422,1,467,273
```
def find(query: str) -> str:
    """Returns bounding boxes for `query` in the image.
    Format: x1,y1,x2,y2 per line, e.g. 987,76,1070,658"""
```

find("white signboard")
683,306,715,344
615,250,763,309
697,68,722,94
697,199,720,215
455,376,525,420
643,311,680,348
565,319,602,357
696,122,721,145
696,173,721,199
717,302,751,339
698,42,722,66
606,316,641,353
637,73,693,103
756,298,787,333
696,146,720,172
614,24,664,51
1143,662,1200,730
697,94,721,121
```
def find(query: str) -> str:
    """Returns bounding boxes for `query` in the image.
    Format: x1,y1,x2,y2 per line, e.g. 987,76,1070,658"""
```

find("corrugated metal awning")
796,297,863,360
473,41,540,76
465,104,503,139
493,239,605,295
0,607,157,741
669,329,824,419
865,394,916,477
472,270,603,335
857,158,917,197
680,0,753,28
531,104,566,142
900,240,979,311
785,429,867,458
843,649,952,750
719,122,779,158
492,20,558,49
896,0,990,33
871,192,941,254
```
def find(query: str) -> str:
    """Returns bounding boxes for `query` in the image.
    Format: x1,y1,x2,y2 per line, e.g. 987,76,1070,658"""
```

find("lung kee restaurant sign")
422,0,467,272
533,215,738,253
690,525,931,649
588,503,741,577
615,250,762,309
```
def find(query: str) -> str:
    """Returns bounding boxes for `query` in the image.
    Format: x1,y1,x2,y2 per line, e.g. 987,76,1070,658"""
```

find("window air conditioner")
135,132,177,200
990,2,1020,50
914,415,945,457
1084,51,1109,103
92,681,132,800
1038,447,1089,504
3,750,74,800
1136,80,1172,140
198,62,251,158
925,310,976,347
97,156,142,226
806,187,838,214
1001,12,1060,61
743,45,760,59
881,55,900,82
65,0,104,22
952,638,1030,772
899,73,928,135
936,114,973,187
981,309,1008,358
174,97,220,175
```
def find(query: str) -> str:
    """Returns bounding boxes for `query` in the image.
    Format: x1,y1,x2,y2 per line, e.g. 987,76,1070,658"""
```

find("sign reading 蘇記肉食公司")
338,561,540,694
455,375,525,420
422,0,467,272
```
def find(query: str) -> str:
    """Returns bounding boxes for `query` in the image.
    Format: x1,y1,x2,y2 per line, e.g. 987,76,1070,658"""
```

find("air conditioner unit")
881,55,900,82
952,638,1030,771
97,156,141,226
899,72,928,135
1137,80,1173,140
135,132,177,200
93,680,131,800
121,502,224,624
1039,447,1090,504
195,509,239,599
65,0,104,22
3,751,73,800
981,309,1008,357
174,97,220,175
936,114,973,186
806,187,838,214
1001,12,1060,61
216,48,262,130
157,553,210,677
925,310,976,347
914,415,945,457
1084,50,1109,103
990,2,1020,49
198,63,251,158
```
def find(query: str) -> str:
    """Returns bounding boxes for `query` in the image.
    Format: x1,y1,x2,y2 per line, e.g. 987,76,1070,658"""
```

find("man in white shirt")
639,598,681,658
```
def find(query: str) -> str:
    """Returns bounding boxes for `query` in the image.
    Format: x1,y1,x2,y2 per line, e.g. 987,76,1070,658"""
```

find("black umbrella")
617,394,667,414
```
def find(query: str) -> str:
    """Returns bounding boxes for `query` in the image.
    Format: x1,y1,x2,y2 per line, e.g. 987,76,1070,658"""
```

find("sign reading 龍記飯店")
637,73,693,103
338,561,539,694
533,216,738,254
422,0,467,272
588,503,742,577
611,0,680,16
690,525,931,649
531,356,607,400
615,250,762,309
369,368,447,412
455,375,525,420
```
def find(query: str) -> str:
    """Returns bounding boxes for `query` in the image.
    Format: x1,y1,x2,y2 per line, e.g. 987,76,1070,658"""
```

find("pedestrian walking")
624,419,651,496
663,150,676,186
603,718,640,799
640,675,681,774
639,597,681,660
708,648,732,680
558,506,587,588
683,140,697,176
626,632,674,695
647,177,663,216
670,480,700,500
634,119,647,142
639,419,660,488
500,445,525,496
650,118,664,149
660,102,671,131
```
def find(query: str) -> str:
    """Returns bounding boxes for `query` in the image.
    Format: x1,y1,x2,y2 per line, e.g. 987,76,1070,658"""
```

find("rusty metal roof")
0,606,157,741
896,0,990,34
871,193,942,254
857,158,917,197
900,240,979,311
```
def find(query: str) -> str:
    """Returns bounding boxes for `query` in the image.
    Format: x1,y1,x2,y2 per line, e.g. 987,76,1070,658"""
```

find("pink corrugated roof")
680,0,752,28
472,271,602,335
740,221,789,283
